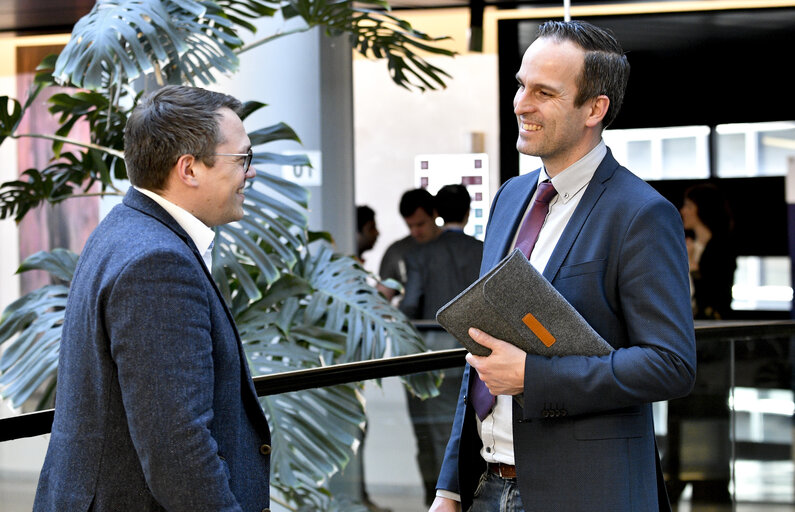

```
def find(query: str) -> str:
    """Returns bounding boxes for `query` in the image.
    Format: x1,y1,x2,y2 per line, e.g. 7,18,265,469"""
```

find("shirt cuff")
436,489,461,502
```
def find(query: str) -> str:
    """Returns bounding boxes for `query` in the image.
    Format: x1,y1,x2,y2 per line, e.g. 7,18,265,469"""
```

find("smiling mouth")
522,123,542,131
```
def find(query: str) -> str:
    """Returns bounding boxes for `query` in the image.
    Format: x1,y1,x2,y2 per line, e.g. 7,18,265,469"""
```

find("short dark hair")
536,20,630,128
435,184,471,224
124,85,244,191
357,205,375,232
399,188,435,219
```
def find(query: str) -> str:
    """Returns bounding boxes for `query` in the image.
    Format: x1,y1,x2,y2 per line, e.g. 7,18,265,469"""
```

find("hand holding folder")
436,249,613,357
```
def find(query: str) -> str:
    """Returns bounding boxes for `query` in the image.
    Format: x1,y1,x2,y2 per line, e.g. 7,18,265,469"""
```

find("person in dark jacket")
34,85,271,512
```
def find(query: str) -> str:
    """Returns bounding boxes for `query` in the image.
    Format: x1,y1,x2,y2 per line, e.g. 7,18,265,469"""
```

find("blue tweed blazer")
34,187,271,511
436,149,697,511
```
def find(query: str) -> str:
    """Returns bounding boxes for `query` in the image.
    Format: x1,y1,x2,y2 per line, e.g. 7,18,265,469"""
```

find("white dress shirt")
476,141,607,465
134,187,216,271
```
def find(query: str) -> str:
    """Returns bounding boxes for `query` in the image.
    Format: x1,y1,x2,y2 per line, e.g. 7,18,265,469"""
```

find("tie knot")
535,181,557,204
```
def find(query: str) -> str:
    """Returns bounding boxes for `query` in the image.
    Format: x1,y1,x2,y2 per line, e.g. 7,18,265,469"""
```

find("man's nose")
514,93,534,115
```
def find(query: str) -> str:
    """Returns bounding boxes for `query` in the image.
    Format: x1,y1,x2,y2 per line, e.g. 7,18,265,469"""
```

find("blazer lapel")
542,150,620,281
122,187,236,329
483,171,540,271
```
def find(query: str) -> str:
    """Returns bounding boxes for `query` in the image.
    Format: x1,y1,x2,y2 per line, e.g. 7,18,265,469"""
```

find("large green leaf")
303,245,441,397
0,96,23,146
235,243,440,507
54,0,246,88
17,248,79,283
212,169,310,307
280,0,455,91
0,250,75,409
238,298,365,507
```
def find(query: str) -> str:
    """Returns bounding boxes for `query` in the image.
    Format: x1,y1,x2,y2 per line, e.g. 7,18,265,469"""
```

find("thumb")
469,327,496,348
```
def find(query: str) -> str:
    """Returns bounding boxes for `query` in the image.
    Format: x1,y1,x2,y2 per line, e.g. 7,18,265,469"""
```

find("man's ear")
585,95,610,128
174,154,200,188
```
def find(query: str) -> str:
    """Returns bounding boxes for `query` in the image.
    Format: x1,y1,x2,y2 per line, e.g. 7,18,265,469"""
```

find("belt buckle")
497,464,506,478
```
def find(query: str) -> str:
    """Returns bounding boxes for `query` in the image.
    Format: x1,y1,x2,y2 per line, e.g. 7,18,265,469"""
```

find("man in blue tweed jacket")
34,85,271,511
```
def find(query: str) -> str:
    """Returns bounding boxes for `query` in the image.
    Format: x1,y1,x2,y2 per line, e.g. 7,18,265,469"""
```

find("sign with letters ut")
281,150,322,186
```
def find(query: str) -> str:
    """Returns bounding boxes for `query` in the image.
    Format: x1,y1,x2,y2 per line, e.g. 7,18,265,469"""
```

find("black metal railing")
2,319,794,444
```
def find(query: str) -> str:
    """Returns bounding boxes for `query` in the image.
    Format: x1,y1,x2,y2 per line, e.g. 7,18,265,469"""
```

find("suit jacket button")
260,444,271,455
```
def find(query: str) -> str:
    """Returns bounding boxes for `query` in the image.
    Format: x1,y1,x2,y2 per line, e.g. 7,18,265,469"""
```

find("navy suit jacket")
34,188,271,511
436,150,697,511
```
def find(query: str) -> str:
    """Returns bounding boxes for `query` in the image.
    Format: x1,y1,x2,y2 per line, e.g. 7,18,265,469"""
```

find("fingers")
465,328,526,396
468,327,494,347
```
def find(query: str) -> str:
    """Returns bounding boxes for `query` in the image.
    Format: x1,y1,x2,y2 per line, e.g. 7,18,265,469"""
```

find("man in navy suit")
34,86,272,511
430,21,696,512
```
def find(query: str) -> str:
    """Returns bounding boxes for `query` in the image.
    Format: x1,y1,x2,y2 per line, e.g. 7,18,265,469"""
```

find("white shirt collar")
539,140,606,204
134,187,216,270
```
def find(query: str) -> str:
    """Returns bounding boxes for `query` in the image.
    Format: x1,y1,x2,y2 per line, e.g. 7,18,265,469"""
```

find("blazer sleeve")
105,248,242,512
520,195,697,420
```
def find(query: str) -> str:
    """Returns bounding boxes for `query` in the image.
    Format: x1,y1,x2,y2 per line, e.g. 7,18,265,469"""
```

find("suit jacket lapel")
123,187,265,424
122,188,237,331
542,150,620,281
483,171,540,272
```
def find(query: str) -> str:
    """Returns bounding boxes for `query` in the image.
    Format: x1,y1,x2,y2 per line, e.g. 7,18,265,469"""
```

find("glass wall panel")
733,256,793,312
759,126,795,176
717,132,747,177
603,126,710,180
716,122,795,177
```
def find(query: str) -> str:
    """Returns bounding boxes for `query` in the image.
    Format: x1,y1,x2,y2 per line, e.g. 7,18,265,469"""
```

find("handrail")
2,319,794,443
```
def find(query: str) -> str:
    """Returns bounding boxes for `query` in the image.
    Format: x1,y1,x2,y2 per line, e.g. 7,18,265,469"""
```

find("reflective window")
603,126,710,180
732,256,793,312
716,122,795,177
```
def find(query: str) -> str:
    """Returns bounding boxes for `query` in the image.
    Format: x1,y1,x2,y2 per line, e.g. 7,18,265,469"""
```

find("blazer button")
260,444,271,455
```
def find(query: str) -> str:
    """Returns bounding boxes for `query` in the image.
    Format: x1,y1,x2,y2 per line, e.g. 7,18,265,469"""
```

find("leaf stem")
10,133,124,159
267,494,296,511
69,190,126,199
236,27,312,55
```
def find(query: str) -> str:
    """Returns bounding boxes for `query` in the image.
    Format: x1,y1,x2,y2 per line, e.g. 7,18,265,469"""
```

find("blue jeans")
467,471,525,512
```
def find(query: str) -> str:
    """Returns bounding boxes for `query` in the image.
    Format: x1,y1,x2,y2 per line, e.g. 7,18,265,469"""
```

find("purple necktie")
470,180,557,421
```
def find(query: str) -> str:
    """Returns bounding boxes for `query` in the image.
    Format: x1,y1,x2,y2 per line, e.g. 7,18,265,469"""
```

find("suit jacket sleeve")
105,248,242,511
520,194,696,420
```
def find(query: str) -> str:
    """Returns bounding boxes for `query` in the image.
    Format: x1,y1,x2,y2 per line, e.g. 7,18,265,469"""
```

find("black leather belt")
488,462,516,479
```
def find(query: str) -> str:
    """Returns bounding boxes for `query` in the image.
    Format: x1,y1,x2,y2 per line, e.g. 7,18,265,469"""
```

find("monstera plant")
0,0,454,509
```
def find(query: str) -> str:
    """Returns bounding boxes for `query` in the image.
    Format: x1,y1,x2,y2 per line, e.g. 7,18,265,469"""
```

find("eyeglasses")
213,148,253,173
